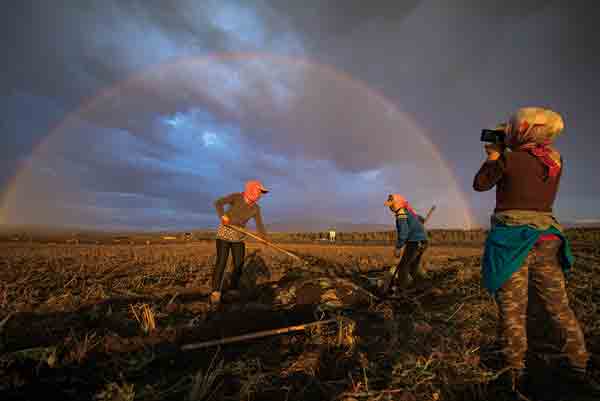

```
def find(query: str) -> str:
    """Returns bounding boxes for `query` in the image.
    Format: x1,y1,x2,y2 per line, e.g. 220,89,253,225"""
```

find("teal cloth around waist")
482,224,574,295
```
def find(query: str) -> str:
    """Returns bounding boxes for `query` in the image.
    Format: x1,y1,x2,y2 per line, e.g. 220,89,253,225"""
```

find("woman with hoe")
210,180,269,304
382,194,429,294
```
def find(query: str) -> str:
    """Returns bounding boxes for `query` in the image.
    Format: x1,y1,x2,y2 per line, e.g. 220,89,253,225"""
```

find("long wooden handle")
226,224,303,262
181,318,338,350
423,205,436,224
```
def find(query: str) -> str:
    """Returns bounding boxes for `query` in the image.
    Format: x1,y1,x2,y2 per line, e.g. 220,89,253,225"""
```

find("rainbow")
0,52,475,229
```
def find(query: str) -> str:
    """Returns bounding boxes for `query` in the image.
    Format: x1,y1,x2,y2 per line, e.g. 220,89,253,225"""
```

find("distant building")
183,232,193,240
162,236,177,240
328,229,336,242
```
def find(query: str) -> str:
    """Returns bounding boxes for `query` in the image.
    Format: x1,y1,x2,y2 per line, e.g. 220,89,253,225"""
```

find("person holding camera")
381,194,428,294
210,180,269,305
474,107,599,398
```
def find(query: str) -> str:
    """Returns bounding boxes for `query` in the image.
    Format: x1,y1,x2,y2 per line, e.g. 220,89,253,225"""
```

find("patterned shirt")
216,223,246,242
214,192,266,242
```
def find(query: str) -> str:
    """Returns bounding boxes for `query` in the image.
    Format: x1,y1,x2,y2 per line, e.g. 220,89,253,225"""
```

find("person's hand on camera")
484,144,503,161
221,215,231,225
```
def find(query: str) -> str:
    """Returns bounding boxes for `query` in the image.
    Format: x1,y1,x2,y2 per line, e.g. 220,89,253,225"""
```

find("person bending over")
211,180,269,304
382,194,428,293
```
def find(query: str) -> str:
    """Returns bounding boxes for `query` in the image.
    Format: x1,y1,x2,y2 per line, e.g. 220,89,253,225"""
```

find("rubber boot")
395,269,411,290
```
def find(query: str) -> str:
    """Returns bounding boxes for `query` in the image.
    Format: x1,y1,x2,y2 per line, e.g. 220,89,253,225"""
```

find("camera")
480,129,506,144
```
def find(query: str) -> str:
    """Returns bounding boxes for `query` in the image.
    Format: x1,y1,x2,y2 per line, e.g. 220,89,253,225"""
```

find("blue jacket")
395,208,428,248
482,224,574,295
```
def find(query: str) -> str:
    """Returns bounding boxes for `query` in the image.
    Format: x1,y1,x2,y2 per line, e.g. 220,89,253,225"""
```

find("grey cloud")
2,0,306,102
2,0,600,229
72,56,442,176
0,93,70,192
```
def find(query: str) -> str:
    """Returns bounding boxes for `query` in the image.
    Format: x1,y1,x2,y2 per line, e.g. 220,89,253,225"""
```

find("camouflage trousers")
495,240,588,370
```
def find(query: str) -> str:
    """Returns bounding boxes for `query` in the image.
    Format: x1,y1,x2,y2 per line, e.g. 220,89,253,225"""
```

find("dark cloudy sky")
1,0,599,231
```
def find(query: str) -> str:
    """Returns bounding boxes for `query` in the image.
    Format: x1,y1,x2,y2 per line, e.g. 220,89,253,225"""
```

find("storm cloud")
1,0,599,230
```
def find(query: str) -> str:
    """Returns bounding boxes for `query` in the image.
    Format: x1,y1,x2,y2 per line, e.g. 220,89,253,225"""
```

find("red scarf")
389,194,417,216
518,141,561,178
243,180,264,205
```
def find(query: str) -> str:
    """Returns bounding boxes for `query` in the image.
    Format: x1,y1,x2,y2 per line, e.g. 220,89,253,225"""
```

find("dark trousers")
212,239,245,292
395,240,428,287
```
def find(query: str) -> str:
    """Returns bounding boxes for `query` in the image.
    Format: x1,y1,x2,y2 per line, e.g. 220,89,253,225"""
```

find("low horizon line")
2,221,599,234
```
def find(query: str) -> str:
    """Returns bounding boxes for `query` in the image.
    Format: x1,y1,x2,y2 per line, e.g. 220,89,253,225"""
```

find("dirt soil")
0,241,598,401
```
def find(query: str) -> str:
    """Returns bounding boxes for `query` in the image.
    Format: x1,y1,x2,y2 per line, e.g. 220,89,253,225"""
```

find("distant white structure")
328,229,336,242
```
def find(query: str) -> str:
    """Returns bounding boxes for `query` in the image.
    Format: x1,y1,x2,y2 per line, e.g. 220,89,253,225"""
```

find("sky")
1,0,599,231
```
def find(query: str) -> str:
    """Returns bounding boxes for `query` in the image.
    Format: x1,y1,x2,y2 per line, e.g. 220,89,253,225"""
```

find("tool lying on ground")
181,317,340,350
382,205,436,295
